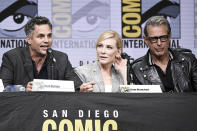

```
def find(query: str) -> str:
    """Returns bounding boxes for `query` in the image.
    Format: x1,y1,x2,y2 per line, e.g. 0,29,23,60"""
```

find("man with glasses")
130,16,197,92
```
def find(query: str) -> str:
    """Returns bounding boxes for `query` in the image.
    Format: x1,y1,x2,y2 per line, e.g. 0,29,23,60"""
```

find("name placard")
0,79,4,92
32,79,75,92
120,85,162,93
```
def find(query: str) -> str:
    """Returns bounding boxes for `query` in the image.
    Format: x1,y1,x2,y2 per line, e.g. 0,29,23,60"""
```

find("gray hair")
144,16,171,37
25,16,52,38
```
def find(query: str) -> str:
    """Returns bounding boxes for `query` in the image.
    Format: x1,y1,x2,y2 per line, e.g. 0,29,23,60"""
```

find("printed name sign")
120,85,162,93
32,79,75,92
0,79,4,92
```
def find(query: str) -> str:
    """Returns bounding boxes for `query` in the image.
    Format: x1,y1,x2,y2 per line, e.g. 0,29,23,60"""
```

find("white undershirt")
105,85,112,92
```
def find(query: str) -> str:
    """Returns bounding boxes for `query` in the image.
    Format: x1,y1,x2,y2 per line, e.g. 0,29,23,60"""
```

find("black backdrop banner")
0,92,197,131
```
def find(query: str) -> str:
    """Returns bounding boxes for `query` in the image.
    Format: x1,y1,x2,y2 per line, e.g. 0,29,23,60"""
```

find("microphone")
47,48,56,63
121,52,134,61
47,48,53,54
121,52,134,85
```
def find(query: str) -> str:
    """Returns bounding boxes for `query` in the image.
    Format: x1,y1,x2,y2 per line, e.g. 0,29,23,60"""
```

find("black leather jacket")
130,48,197,92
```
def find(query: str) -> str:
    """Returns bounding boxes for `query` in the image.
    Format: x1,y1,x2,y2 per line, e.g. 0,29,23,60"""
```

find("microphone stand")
127,60,131,85
121,53,134,84
47,48,55,80
50,60,54,80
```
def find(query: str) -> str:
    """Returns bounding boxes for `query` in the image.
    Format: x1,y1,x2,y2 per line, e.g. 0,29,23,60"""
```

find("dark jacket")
0,46,82,90
131,48,197,92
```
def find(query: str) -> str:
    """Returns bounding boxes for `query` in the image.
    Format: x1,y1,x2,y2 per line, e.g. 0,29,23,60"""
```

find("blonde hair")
96,30,123,52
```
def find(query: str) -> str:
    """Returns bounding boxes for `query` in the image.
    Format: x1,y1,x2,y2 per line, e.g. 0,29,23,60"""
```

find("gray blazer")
74,61,123,92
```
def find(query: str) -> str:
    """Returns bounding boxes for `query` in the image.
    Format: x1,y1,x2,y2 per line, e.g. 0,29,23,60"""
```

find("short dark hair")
144,16,171,37
25,16,52,37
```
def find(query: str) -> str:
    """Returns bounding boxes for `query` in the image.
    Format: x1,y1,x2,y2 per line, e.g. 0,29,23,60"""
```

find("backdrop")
0,0,196,67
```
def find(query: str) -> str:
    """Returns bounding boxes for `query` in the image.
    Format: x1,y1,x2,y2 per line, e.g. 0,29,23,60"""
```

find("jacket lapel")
171,59,189,92
92,62,105,92
144,51,165,92
170,49,188,92
23,47,34,81
136,64,165,92
47,62,58,80
111,67,122,92
92,62,122,92
146,66,165,92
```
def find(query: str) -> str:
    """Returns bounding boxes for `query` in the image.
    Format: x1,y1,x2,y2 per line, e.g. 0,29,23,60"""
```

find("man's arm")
129,66,142,85
190,54,197,91
63,56,82,91
1,53,14,87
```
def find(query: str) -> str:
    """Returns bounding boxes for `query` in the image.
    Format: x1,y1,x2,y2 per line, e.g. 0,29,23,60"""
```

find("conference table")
0,92,197,131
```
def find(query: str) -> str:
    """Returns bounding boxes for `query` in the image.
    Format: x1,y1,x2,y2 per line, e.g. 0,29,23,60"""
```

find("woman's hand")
80,81,96,92
114,55,127,84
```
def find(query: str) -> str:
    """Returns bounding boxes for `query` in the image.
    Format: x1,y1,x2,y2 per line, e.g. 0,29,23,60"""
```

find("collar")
148,50,174,66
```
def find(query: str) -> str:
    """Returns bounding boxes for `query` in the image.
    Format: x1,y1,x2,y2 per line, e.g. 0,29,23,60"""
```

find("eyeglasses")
147,35,169,43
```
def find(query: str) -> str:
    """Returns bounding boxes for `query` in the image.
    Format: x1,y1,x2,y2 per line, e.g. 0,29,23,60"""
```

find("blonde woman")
75,30,127,92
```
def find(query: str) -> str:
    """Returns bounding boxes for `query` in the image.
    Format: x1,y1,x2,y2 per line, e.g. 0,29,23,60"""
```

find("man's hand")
26,81,33,92
80,81,96,92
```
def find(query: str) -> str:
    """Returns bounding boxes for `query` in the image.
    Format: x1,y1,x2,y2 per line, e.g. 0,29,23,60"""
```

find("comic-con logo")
51,0,110,39
0,0,38,38
122,0,180,38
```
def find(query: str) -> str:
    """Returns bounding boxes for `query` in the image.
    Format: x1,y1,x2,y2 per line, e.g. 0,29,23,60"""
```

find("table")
0,92,197,131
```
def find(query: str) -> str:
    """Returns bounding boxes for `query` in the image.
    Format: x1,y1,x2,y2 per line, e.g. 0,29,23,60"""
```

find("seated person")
0,16,82,91
75,30,127,92
130,16,197,92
